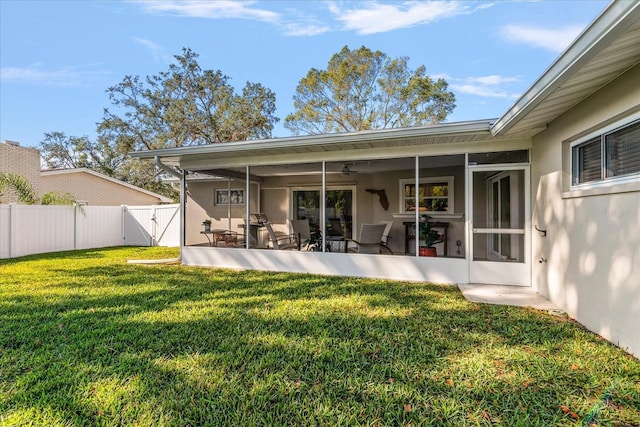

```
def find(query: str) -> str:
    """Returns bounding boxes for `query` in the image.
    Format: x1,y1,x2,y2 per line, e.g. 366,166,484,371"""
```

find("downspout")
129,156,184,264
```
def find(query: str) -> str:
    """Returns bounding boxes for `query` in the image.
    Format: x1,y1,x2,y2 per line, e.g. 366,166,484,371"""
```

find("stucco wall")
40,171,166,206
186,180,260,246
0,142,41,202
530,63,640,357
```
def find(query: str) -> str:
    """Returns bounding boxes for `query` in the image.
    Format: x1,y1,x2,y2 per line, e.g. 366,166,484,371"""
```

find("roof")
129,119,498,167
41,168,172,203
491,1,640,137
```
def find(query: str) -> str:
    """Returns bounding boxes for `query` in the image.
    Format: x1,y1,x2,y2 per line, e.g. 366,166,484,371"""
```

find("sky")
0,0,610,148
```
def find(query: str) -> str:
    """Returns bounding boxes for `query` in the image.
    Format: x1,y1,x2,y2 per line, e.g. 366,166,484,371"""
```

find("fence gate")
123,204,180,247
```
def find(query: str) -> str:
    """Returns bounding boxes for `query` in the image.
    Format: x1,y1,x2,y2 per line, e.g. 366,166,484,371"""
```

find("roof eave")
129,119,495,161
491,1,640,137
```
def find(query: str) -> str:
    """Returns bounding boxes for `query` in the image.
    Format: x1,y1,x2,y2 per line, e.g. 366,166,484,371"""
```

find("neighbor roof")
41,168,172,203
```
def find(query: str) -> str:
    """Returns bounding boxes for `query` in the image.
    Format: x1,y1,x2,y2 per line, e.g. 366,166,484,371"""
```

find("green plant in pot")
202,219,212,232
418,215,443,256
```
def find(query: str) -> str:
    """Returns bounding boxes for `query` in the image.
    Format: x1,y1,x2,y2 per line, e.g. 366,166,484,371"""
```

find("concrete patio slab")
458,284,564,312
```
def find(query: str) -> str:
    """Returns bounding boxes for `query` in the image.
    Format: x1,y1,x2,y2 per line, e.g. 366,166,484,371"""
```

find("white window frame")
215,188,244,205
399,176,454,214
570,112,640,190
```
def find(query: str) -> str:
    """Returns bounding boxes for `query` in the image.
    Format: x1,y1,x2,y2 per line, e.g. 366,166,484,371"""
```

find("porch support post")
321,161,326,252
227,178,232,231
180,170,186,248
415,155,420,257
246,165,250,249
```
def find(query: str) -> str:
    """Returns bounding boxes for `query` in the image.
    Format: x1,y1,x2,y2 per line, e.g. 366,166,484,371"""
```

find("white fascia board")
491,1,640,137
128,119,495,161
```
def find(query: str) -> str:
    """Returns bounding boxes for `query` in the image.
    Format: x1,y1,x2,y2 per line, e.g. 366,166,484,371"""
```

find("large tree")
39,48,279,200
98,47,279,151
39,132,125,177
285,45,456,135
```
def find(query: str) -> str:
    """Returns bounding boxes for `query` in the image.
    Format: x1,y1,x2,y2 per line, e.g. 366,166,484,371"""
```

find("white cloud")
450,75,521,99
132,0,279,23
133,0,331,36
328,1,493,35
132,37,171,62
0,64,109,87
282,23,332,37
501,24,584,52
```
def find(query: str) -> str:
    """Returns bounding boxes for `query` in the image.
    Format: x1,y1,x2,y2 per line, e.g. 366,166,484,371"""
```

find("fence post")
73,205,78,250
8,203,13,258
122,205,126,246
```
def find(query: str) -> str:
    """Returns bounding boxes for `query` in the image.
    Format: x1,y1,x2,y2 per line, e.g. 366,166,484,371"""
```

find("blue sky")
1,0,609,148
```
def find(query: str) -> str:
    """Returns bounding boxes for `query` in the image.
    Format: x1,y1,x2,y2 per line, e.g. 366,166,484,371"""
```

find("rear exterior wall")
530,63,640,357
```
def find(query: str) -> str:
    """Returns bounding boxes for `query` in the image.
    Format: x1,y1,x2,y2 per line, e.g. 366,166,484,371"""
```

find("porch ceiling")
492,2,640,137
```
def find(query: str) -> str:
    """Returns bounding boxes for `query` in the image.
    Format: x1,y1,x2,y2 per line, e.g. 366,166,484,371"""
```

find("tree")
0,173,38,204
38,132,175,200
0,172,75,205
285,45,456,135
98,47,279,152
39,132,127,177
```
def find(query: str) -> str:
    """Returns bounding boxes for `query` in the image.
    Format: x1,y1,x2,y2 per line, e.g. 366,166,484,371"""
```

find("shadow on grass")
1,255,639,426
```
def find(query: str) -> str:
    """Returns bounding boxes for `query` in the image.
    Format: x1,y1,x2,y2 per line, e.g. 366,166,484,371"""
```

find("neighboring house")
40,168,172,206
1,141,170,205
0,140,41,202
131,2,639,356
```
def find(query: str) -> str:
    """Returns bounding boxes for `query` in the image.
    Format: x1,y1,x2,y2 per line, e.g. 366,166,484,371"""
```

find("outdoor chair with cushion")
347,223,387,254
289,219,317,251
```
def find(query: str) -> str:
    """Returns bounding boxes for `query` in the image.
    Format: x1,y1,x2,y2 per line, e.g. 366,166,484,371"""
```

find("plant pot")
419,246,437,257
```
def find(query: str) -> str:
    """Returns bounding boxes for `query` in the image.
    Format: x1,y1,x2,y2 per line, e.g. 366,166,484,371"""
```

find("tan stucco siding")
531,63,640,357
186,181,260,246
40,171,165,206
0,143,41,203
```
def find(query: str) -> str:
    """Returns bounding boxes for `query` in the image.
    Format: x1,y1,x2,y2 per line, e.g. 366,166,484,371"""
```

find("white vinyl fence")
0,204,179,259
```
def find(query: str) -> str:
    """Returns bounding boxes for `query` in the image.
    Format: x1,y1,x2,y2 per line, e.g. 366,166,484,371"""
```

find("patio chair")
264,222,298,250
347,223,387,254
289,219,316,251
380,221,394,254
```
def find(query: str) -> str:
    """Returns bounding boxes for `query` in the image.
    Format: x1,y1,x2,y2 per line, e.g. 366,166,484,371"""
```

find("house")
131,2,640,357
1,141,171,205
40,168,172,206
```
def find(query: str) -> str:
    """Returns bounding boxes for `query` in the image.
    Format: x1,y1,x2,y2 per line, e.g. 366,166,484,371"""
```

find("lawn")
1,247,638,426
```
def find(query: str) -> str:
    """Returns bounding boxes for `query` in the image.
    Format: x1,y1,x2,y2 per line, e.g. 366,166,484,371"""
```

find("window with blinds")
572,119,640,186
573,137,601,185
605,121,640,178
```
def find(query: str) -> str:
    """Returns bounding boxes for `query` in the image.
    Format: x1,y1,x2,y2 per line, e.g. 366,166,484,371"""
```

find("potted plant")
202,219,212,232
418,215,443,257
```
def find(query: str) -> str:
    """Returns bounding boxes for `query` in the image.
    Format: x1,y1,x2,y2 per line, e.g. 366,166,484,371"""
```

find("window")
572,119,640,186
215,189,244,205
400,177,454,213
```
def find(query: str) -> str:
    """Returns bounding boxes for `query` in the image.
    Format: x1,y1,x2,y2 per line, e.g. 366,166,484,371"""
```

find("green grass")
1,247,638,427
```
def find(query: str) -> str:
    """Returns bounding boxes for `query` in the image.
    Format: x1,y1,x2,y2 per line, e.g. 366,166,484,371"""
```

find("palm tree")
0,172,38,204
0,172,76,205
